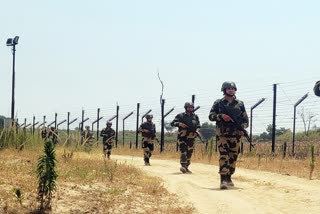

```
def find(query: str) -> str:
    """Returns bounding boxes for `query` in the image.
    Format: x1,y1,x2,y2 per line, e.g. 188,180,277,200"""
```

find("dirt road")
113,155,320,214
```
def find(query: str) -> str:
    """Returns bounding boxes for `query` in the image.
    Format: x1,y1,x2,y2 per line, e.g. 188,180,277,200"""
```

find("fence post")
161,99,165,153
54,113,57,129
115,105,119,148
97,108,100,140
292,93,308,155
67,112,77,142
283,142,287,158
123,111,134,147
250,98,265,152
92,108,103,140
271,84,277,154
135,103,140,149
32,116,35,135
67,112,70,136
81,110,84,132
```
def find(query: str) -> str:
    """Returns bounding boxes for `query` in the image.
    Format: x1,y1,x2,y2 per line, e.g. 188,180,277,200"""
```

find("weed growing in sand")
37,139,58,212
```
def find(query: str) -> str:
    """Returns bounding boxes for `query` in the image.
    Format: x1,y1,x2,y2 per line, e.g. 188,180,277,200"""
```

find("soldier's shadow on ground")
169,172,193,175
202,186,243,191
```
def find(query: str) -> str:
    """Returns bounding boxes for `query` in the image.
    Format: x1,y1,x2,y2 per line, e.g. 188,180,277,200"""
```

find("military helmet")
221,81,237,92
184,102,194,109
314,81,320,97
85,125,90,129
106,121,112,126
146,114,153,119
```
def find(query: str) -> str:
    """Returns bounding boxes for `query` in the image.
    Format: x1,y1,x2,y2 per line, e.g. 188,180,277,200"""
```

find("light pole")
6,36,19,124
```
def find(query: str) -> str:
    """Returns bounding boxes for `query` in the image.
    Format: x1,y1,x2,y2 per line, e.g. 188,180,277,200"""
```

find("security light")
6,36,19,46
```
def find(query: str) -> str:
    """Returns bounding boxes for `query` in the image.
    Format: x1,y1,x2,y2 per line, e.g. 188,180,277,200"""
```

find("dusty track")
113,155,320,214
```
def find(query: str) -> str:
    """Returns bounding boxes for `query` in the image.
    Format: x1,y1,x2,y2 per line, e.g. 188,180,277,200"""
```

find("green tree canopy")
200,122,216,141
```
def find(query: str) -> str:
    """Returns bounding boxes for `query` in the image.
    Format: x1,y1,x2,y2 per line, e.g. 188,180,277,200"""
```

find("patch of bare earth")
0,148,194,214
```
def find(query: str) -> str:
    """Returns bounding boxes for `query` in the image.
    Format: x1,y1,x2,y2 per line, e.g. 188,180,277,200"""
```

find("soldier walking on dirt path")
81,126,94,152
139,114,157,166
171,102,201,174
209,81,249,189
100,121,116,159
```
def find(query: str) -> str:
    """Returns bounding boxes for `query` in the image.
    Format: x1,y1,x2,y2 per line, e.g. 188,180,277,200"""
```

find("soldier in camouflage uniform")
81,126,94,151
100,121,116,159
171,102,201,174
314,81,320,97
48,126,58,144
41,127,48,139
139,114,156,166
209,81,249,189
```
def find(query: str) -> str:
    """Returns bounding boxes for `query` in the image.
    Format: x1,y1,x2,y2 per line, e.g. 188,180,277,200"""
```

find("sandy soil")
112,155,320,214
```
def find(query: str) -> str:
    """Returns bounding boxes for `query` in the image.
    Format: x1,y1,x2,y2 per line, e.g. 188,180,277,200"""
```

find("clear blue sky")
1,0,320,134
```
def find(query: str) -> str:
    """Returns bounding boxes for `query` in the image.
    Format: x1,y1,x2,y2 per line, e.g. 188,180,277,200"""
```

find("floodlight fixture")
6,36,19,46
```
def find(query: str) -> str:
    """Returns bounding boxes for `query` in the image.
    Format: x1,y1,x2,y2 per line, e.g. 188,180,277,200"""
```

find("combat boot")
185,167,192,174
226,174,234,187
180,166,187,173
144,159,151,166
220,175,228,190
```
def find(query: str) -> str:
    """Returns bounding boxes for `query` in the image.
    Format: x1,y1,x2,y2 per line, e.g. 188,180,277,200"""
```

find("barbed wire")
15,79,320,135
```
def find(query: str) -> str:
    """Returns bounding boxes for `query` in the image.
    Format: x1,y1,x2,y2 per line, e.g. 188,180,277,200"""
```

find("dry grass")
113,140,320,180
0,146,194,214
1,131,319,213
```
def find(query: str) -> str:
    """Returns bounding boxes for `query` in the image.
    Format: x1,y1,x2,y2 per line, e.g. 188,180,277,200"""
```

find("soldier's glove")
179,123,188,128
221,114,234,122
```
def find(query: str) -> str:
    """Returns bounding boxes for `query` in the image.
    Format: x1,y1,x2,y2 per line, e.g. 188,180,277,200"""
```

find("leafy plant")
37,139,58,212
13,188,24,205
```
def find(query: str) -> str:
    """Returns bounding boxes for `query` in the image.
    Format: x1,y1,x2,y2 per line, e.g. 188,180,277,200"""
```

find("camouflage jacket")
208,97,248,136
81,130,94,140
139,122,156,138
100,128,115,143
171,112,201,141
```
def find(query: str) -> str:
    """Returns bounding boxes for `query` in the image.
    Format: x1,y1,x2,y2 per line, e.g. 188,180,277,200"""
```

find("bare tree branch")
157,70,164,104
299,107,317,136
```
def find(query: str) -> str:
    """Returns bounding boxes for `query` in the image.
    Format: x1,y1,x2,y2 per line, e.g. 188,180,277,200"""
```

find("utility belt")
217,124,242,138
103,140,113,145
142,137,155,143
178,129,197,140
177,136,196,143
141,133,156,138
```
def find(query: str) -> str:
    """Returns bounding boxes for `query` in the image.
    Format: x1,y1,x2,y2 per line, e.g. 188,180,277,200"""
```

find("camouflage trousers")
178,139,195,168
217,136,241,175
142,139,154,164
103,141,113,157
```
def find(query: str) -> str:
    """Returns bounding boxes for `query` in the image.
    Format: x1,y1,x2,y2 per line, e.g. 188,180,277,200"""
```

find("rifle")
196,131,205,144
102,135,114,142
184,126,205,144
219,101,254,149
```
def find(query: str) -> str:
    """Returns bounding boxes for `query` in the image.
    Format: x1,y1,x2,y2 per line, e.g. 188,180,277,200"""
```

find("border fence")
1,79,320,157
